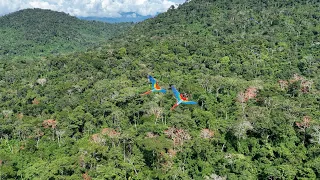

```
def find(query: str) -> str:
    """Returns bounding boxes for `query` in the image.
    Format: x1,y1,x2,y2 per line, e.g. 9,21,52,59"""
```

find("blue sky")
0,0,185,17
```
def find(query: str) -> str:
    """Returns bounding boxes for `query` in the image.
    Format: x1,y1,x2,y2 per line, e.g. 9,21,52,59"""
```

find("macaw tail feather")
170,103,179,111
140,90,152,96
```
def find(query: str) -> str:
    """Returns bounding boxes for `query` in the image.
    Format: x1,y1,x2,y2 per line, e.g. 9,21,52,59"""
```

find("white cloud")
29,1,57,9
126,13,137,18
0,0,185,17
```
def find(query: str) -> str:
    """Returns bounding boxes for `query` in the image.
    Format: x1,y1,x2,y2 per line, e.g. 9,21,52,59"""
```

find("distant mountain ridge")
79,12,155,23
0,8,133,58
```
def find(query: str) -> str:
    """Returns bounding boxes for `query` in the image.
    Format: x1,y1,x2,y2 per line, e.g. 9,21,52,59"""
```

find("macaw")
141,75,167,95
170,85,197,110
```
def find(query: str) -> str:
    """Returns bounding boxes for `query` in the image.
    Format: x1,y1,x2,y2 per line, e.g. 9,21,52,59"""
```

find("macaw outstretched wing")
148,75,156,86
171,85,181,101
148,75,161,90
181,101,197,105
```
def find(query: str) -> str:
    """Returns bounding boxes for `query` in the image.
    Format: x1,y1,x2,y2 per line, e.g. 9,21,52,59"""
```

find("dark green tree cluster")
0,0,319,179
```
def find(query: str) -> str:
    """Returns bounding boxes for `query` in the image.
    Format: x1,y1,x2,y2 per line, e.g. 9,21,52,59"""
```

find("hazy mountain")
79,12,155,23
0,8,133,58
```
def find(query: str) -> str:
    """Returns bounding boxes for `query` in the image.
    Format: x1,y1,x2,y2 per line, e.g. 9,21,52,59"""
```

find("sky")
0,0,185,18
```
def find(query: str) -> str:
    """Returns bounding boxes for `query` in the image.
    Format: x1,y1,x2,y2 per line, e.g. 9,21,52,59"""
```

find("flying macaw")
170,85,197,110
141,75,167,95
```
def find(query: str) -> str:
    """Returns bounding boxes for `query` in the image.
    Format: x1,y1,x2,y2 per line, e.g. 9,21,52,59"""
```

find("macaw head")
155,82,161,89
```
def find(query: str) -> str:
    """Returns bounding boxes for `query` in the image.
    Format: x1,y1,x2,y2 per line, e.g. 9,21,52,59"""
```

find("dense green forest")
0,8,132,58
0,0,320,179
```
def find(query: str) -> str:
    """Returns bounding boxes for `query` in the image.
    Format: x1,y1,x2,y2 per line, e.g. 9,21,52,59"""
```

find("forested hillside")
0,0,319,179
0,8,132,58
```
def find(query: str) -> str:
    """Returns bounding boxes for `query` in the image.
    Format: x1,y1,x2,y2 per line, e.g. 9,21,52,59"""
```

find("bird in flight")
170,85,197,110
141,75,167,95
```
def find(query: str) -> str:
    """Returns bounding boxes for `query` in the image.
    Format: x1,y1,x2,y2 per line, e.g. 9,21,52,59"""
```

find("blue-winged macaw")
170,85,197,110
141,75,167,95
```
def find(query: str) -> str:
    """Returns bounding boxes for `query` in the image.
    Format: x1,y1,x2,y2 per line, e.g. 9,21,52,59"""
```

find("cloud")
126,13,137,18
0,0,185,17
